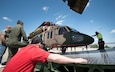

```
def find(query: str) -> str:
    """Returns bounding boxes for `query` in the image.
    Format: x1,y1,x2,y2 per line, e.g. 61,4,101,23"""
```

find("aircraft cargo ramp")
0,48,115,72
63,48,115,65
36,48,115,72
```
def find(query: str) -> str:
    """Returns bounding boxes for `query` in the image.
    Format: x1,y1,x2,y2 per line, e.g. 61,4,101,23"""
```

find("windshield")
71,28,79,32
67,26,79,33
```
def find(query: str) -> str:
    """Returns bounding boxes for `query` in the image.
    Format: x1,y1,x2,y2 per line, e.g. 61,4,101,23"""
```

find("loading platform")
36,48,115,72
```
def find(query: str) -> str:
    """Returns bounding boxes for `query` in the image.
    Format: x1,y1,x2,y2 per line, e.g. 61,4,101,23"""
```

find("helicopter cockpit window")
59,27,67,35
71,28,79,33
66,26,79,33
66,26,72,31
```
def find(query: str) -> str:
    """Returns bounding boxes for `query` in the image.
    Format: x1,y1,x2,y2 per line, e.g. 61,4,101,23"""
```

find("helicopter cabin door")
42,26,57,48
54,26,66,46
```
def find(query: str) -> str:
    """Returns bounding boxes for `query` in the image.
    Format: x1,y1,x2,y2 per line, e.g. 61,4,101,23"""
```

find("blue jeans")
0,43,7,63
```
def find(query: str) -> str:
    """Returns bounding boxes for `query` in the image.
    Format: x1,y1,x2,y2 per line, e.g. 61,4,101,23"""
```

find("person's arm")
92,34,96,36
0,34,6,44
20,26,28,41
47,53,87,64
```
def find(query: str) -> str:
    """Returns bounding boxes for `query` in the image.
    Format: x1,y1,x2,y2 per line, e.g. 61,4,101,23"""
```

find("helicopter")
28,21,94,53
28,0,91,53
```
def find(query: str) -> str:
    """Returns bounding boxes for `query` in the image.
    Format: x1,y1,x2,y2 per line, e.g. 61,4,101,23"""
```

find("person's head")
6,26,12,30
31,35,45,48
17,20,23,26
95,31,99,35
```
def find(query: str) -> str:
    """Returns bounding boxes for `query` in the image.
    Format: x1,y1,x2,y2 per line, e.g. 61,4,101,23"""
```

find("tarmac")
0,47,97,72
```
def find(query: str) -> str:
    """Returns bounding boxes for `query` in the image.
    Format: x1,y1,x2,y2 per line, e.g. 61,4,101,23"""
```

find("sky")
0,0,115,47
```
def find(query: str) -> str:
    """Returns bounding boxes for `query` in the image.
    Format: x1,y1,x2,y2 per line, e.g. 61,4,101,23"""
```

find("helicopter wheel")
43,47,48,51
61,47,66,54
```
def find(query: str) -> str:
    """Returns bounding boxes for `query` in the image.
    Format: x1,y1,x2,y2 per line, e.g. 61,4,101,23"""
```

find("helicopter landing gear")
61,47,67,54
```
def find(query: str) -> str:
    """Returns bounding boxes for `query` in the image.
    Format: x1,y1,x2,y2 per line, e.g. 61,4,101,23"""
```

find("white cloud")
2,17,12,22
42,6,49,12
55,15,67,20
56,15,62,20
55,20,64,25
61,15,66,19
110,29,115,33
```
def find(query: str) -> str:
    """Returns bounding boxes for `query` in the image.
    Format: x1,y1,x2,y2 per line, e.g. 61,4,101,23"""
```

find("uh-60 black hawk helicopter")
28,0,93,53
28,21,94,53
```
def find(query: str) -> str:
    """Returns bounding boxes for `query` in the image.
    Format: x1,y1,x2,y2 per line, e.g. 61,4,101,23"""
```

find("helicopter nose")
83,34,94,44
71,33,94,45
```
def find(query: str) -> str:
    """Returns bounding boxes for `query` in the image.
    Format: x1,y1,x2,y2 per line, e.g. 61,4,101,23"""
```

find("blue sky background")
0,0,115,47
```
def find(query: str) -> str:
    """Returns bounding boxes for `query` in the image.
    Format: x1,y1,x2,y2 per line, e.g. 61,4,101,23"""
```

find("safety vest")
97,33,103,39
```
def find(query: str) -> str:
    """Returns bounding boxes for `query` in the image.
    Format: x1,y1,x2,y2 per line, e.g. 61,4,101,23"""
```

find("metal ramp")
36,48,115,72
63,48,115,65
